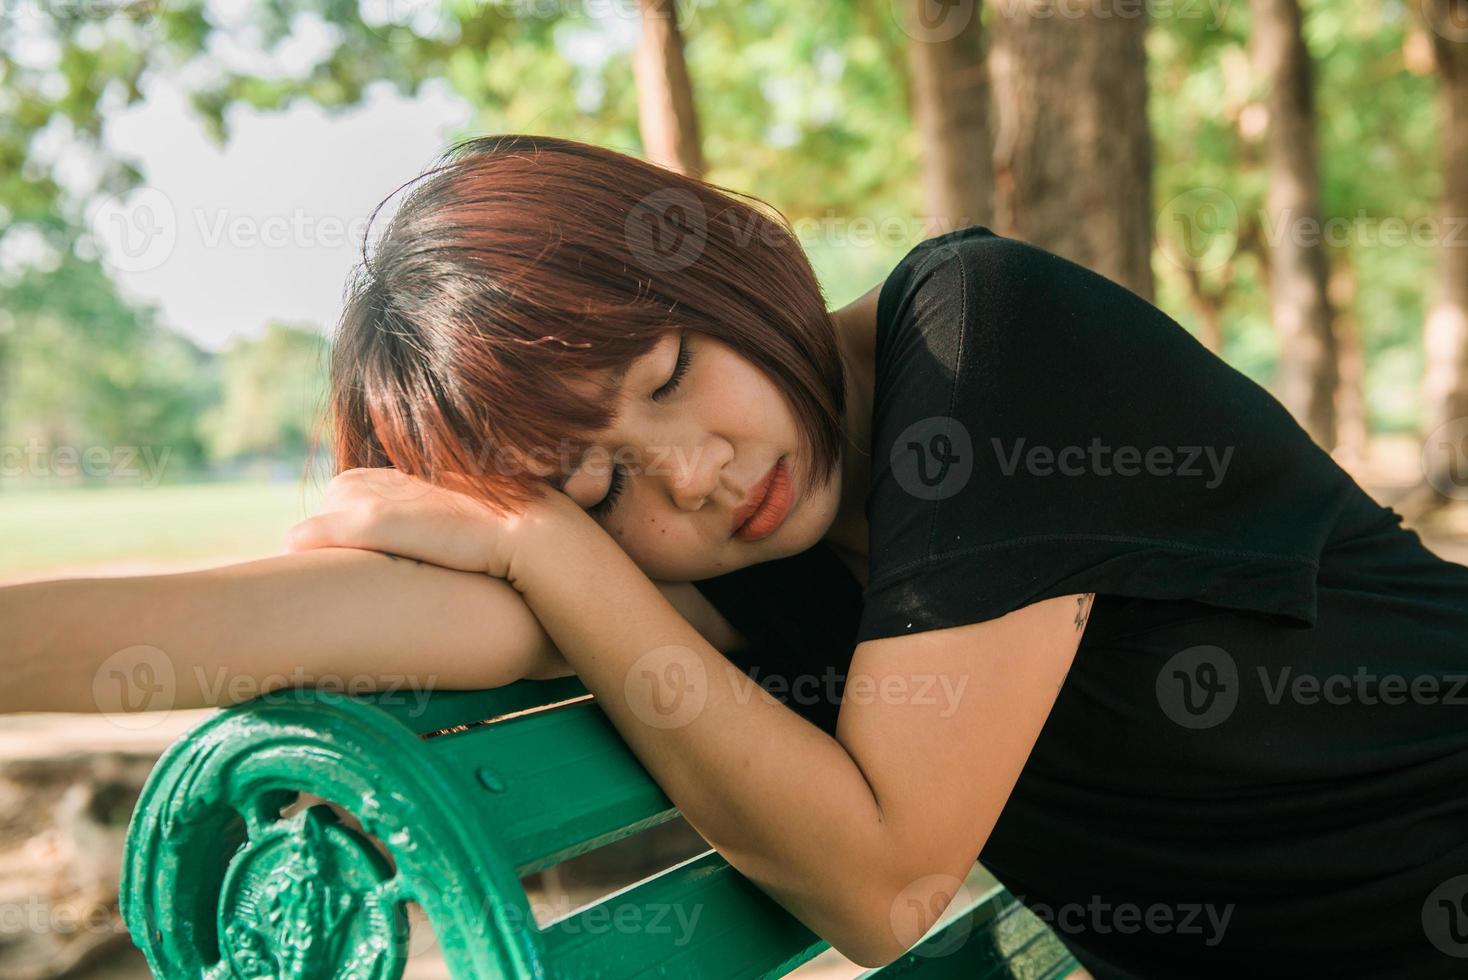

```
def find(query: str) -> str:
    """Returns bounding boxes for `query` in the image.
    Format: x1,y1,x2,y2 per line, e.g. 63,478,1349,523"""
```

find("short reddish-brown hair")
326,133,847,516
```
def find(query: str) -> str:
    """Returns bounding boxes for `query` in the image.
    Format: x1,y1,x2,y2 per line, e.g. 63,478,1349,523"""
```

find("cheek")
609,513,713,577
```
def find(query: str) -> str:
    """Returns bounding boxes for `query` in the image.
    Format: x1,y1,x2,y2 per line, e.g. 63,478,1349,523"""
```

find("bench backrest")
121,678,1079,979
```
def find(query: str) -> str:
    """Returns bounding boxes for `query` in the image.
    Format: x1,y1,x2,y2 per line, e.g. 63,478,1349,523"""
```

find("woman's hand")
285,467,587,580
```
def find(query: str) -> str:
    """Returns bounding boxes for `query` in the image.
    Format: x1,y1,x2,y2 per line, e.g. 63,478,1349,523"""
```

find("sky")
65,1,642,353
5,1,670,353
3,1,501,352
94,74,474,352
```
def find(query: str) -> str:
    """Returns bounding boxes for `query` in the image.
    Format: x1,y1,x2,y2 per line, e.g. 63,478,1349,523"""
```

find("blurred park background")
4,0,1468,976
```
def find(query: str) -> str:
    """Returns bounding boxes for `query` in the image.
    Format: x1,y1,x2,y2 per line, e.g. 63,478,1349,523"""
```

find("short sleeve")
856,226,1360,644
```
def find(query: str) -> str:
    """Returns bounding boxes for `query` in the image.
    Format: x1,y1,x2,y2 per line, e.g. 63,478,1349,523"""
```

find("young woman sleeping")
6,134,1468,978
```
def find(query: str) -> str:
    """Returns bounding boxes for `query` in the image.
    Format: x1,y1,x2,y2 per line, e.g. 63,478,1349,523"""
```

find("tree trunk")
0,335,7,494
1183,264,1228,355
1330,258,1368,474
903,0,992,234
634,0,705,178
1407,3,1468,518
1249,0,1338,450
988,0,1154,302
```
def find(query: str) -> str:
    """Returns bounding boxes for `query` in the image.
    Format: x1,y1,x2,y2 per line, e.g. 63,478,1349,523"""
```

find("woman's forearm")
0,547,572,715
507,514,892,966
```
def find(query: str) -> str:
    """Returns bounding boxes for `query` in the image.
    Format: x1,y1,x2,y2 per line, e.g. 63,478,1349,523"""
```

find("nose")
660,436,731,513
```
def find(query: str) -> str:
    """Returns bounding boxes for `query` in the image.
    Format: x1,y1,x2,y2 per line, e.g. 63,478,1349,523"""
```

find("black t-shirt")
693,225,1468,978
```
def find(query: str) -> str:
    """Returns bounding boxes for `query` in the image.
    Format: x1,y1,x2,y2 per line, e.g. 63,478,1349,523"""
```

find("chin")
738,517,829,568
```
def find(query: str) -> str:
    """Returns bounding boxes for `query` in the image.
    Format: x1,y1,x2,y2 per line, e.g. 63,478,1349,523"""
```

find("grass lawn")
0,481,325,577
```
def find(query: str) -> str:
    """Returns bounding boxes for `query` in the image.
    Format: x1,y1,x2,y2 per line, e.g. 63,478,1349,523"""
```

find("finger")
286,514,338,552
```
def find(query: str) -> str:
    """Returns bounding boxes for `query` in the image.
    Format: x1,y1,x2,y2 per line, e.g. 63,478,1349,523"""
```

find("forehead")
561,330,672,406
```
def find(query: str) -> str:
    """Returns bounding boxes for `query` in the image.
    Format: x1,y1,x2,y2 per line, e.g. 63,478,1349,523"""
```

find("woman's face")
533,328,843,581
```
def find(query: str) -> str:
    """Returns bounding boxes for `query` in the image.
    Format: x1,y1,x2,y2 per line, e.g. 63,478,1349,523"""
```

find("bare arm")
508,506,1090,968
0,547,747,714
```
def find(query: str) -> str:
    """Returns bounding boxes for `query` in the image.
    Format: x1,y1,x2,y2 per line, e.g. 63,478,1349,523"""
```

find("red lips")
732,456,793,542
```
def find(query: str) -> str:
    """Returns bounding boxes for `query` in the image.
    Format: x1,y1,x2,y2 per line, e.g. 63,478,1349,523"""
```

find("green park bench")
119,676,1082,978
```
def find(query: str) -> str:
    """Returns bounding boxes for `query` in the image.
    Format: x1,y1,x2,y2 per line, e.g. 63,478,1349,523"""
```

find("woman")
6,133,1468,978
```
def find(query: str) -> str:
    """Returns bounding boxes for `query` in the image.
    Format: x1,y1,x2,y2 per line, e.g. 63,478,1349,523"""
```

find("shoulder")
882,226,1064,303
884,225,1153,328
874,226,1121,376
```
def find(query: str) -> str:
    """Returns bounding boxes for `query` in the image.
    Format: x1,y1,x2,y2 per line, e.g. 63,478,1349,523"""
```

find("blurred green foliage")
0,0,1447,497
1148,1,1438,432
0,246,216,474
200,323,329,462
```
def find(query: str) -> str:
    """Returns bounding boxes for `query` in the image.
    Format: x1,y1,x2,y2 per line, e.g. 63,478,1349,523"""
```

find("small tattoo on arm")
1075,593,1094,631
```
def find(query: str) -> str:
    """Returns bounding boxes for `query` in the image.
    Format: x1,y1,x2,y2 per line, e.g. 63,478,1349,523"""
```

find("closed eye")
589,462,627,519
652,330,692,403
589,332,693,517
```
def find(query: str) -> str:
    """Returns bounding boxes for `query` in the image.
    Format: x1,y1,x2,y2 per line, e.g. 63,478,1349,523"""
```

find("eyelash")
652,331,693,403
589,333,692,518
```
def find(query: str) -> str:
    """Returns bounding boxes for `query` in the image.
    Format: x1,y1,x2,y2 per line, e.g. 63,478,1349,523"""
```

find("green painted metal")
358,676,593,736
538,850,830,979
856,888,1079,980
120,680,1079,979
423,694,680,875
120,691,540,979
